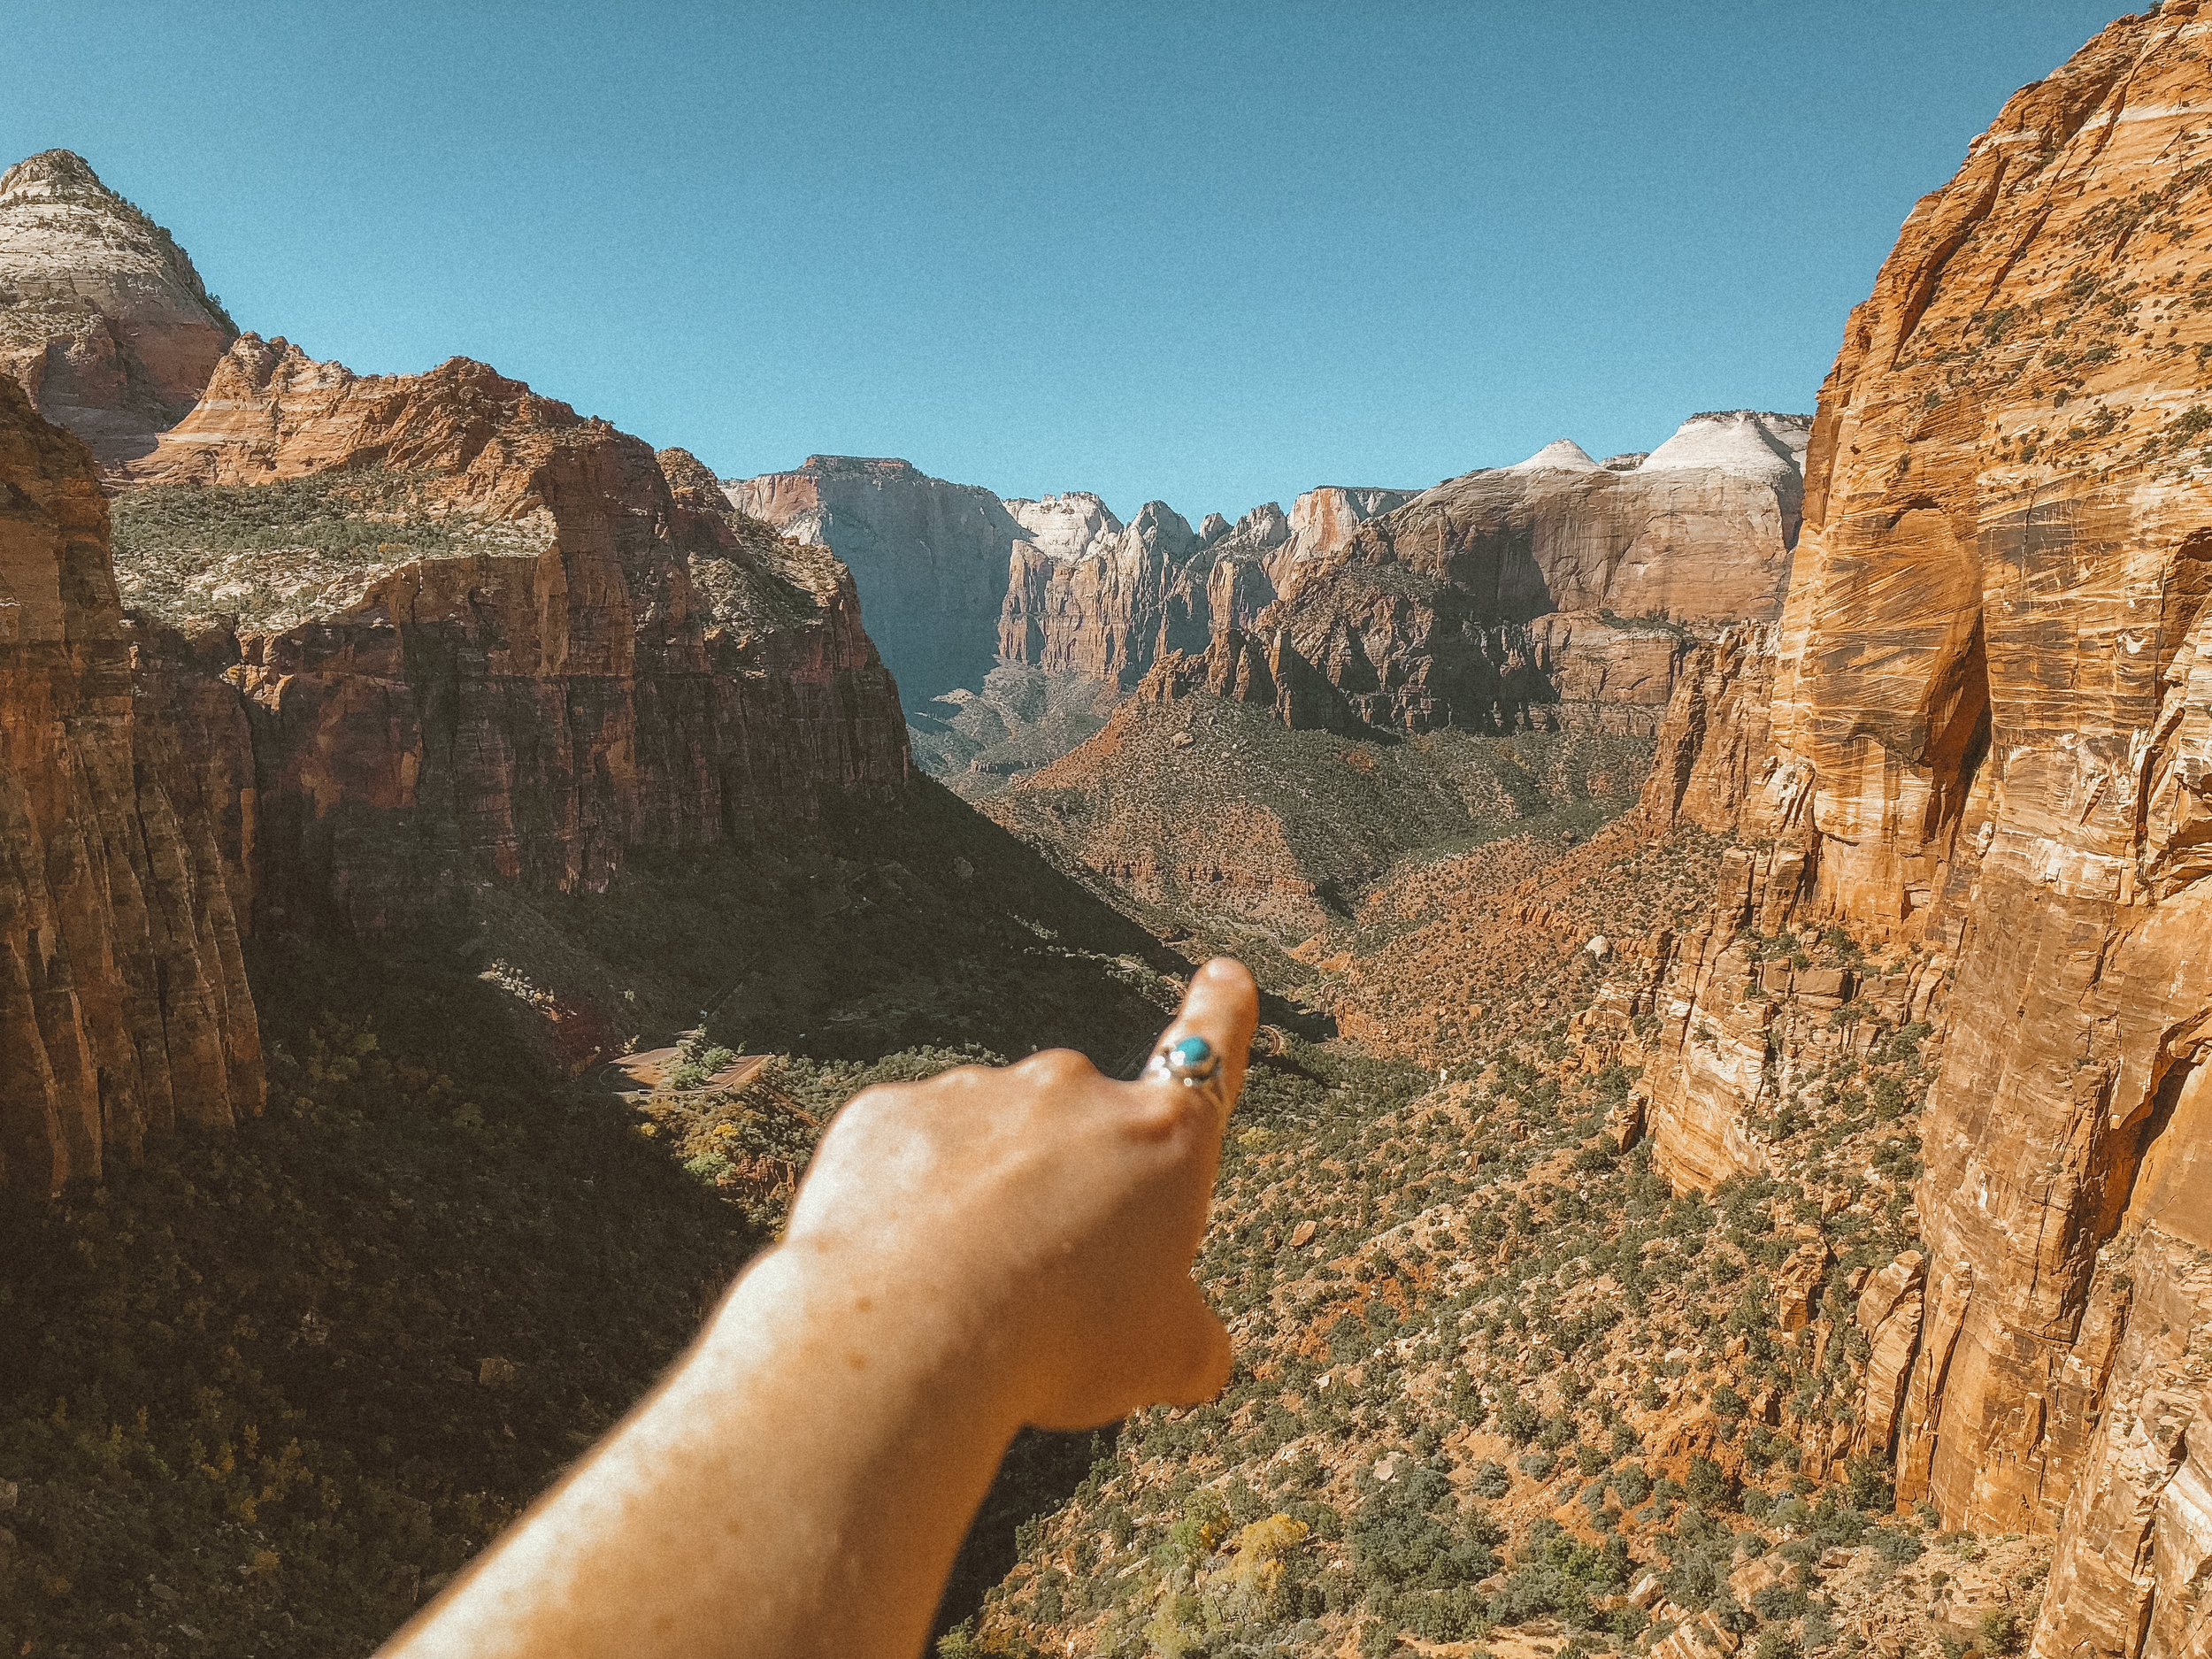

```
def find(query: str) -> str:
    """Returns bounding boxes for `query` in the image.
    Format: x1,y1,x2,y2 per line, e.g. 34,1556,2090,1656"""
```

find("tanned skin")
383,957,1258,1659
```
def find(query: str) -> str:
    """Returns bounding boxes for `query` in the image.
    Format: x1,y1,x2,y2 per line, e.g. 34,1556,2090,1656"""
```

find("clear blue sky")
7,1,2127,521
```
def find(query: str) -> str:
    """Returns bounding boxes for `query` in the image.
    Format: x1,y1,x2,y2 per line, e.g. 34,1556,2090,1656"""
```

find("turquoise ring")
1143,1033,1222,1094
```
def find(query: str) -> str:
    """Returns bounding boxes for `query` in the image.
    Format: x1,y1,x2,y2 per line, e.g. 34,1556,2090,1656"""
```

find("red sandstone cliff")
997,496,1204,684
0,374,261,1194
0,151,236,464
1248,417,1805,736
121,337,910,934
1626,11,2212,1652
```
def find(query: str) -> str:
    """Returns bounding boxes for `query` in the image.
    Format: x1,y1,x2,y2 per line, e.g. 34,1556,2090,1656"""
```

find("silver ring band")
1143,1033,1228,1110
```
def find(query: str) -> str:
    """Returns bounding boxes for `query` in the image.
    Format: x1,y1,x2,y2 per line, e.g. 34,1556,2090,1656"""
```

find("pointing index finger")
1140,957,1259,1132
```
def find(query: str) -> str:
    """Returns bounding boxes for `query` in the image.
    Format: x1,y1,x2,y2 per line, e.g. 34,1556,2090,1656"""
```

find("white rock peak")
0,148,238,457
1509,438,1604,472
1639,410,1810,487
1005,492,1124,563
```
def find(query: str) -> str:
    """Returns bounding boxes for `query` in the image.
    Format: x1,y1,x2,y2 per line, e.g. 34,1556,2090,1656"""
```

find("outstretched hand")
783,955,1259,1430
385,957,1259,1659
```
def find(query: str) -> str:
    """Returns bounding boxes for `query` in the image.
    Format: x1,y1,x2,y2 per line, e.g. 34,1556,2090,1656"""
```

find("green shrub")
1870,1526,1924,1565
1685,1457,1737,1509
681,1151,734,1183
1495,1389,1542,1444
1349,1465,1502,1593
1846,1455,1895,1512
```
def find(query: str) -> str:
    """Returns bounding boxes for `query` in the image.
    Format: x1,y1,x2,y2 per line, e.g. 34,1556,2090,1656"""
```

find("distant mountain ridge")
731,411,1809,791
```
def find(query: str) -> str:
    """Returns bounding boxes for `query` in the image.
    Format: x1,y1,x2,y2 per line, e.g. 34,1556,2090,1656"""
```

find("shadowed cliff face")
1623,10,2212,1654
119,338,911,935
0,150,236,464
726,456,1023,710
0,375,261,1194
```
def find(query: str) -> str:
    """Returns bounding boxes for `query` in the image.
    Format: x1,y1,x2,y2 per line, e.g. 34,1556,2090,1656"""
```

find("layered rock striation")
726,455,1022,709
0,150,236,464
733,427,1801,764
1248,413,1808,737
1617,11,2212,1653
119,337,910,934
0,373,261,1194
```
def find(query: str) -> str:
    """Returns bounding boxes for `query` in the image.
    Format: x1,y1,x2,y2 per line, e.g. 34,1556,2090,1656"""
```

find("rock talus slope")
0,373,261,1194
1624,11,2212,1653
124,336,910,933
0,150,236,463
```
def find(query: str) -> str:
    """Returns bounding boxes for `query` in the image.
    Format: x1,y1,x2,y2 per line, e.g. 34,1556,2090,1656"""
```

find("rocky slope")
989,669,1647,947
0,373,261,1194
955,810,2021,1659
907,664,1124,801
1248,412,1809,737
0,150,236,463
113,335,910,936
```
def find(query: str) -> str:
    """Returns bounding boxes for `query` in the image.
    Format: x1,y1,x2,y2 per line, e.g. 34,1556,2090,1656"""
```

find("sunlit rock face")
1246,416,1806,735
0,373,261,1194
122,338,910,934
0,150,236,464
1625,8,2212,1654
998,497,1202,687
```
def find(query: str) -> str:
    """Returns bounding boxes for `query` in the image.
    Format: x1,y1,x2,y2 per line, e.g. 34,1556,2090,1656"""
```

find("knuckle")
842,1081,897,1118
1018,1048,1098,1088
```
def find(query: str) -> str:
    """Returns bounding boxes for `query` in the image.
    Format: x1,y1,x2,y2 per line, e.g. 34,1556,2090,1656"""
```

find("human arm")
380,957,1259,1659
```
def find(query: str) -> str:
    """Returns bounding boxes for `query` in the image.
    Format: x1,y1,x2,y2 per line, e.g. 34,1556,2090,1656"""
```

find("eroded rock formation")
998,496,1202,684
0,373,261,1194
993,487,1425,695
1271,485,1417,595
120,337,910,933
726,455,1022,708
728,457,1428,720
0,150,236,463
1248,414,1807,735
1624,10,2212,1652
